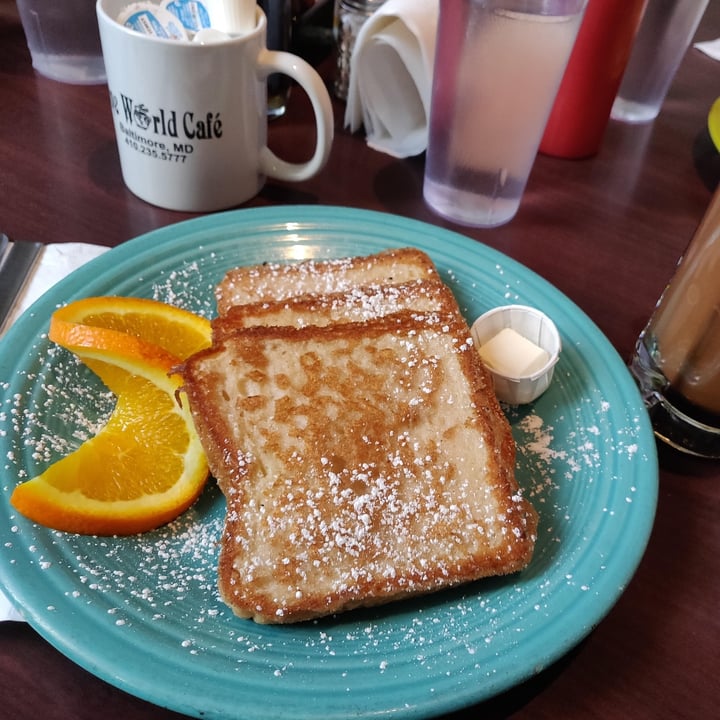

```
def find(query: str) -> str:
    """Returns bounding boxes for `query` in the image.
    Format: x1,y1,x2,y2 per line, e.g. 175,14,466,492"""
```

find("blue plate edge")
0,205,660,720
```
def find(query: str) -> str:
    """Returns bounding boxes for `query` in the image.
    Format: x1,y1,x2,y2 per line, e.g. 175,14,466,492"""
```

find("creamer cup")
163,0,212,32
471,305,561,405
118,2,189,39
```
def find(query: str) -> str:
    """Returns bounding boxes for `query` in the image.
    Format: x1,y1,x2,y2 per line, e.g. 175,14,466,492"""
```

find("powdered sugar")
1,316,650,668
2,336,649,665
68,504,226,625
150,260,216,318
0,242,657,717
1,345,114,480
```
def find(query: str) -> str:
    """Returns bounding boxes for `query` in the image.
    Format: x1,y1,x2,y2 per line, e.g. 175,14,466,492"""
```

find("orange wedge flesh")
10,342,209,535
49,319,181,374
51,296,212,359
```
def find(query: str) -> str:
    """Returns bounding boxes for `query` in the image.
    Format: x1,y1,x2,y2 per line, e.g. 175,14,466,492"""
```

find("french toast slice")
211,278,459,342
215,247,438,316
180,311,538,624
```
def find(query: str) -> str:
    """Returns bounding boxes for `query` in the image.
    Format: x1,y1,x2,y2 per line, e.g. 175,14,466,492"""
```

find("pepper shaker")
333,0,386,100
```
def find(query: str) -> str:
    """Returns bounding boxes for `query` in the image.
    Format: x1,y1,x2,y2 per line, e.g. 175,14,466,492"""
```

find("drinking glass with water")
612,0,710,124
423,0,587,228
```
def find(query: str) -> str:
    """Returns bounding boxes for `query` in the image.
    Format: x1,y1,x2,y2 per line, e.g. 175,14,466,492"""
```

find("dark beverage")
630,187,720,457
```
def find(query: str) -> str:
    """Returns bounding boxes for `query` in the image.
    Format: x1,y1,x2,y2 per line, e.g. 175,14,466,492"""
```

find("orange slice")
10,341,209,535
50,296,212,360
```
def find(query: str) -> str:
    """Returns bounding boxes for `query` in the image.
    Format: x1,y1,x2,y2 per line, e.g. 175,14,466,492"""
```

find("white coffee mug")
96,0,333,212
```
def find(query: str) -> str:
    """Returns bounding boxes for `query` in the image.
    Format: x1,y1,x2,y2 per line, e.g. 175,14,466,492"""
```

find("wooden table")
1,4,719,719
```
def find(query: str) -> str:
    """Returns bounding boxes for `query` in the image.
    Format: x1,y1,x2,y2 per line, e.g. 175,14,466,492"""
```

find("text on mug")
115,93,223,140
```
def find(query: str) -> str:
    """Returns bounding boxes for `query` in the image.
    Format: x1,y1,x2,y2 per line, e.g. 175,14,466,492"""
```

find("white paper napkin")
0,592,23,622
694,38,720,60
0,241,109,621
1,242,109,335
344,0,439,158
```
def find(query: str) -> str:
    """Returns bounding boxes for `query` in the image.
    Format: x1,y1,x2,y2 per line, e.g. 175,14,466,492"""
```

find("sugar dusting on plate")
0,255,653,688
2,348,648,679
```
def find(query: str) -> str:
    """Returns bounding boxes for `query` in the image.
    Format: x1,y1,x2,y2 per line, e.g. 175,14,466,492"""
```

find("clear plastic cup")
423,0,587,228
611,0,710,124
16,0,106,85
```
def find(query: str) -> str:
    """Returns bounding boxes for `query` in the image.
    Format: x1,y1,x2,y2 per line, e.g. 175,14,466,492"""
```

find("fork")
0,233,44,334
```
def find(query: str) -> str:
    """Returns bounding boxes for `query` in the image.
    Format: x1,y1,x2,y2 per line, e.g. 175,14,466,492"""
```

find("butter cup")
471,305,561,405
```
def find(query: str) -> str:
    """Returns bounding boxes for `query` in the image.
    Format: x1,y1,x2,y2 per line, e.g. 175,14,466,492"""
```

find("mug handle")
256,49,334,181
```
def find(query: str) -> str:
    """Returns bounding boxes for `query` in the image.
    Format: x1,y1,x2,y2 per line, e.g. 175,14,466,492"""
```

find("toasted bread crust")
212,279,460,342
215,248,439,316
181,312,537,623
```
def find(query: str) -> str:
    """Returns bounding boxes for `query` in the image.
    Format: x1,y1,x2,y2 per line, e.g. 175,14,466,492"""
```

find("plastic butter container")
115,0,253,40
164,0,212,32
471,304,561,405
118,2,191,39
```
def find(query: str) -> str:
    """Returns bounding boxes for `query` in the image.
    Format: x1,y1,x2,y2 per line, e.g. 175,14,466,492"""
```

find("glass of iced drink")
423,0,588,228
630,187,720,458
611,0,710,125
15,0,106,84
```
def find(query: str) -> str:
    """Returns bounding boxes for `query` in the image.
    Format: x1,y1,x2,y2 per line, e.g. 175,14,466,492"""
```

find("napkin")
694,38,720,61
0,241,109,621
344,0,439,158
0,592,23,622
1,242,109,335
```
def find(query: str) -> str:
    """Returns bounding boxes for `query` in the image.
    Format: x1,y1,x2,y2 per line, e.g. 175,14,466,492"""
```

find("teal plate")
0,206,657,719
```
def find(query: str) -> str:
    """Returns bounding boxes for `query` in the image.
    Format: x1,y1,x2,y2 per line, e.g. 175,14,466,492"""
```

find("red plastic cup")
539,0,647,159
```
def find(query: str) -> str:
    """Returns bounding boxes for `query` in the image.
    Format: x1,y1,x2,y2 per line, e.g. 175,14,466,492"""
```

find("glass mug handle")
256,49,334,181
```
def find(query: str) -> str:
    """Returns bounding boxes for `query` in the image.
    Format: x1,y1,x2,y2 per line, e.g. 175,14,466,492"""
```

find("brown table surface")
1,3,719,719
